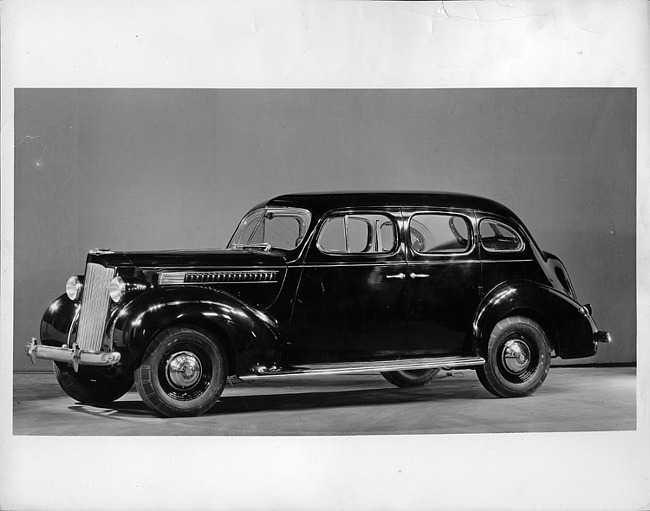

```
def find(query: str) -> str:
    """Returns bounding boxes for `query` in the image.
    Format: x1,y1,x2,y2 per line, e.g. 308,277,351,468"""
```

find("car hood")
86,248,287,270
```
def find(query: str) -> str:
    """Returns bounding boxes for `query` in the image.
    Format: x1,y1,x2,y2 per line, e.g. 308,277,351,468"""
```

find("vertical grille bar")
76,263,115,352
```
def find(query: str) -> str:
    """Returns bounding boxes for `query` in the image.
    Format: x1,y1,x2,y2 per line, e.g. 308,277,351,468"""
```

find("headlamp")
65,276,83,301
108,276,127,303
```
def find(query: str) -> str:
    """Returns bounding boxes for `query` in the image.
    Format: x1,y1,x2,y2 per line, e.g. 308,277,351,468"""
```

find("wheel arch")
160,315,237,376
479,307,557,357
472,280,589,359
112,286,280,373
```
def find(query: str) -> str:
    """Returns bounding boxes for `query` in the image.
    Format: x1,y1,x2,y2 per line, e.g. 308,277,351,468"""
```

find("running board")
240,355,485,380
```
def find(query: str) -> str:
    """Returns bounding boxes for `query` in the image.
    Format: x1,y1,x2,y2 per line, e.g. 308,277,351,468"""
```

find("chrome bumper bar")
593,331,612,344
25,338,121,371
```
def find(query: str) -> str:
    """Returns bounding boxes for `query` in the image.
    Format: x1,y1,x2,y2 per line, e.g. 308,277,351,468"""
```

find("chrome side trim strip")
478,259,534,264
301,262,406,269
147,265,287,271
240,355,485,379
406,260,480,266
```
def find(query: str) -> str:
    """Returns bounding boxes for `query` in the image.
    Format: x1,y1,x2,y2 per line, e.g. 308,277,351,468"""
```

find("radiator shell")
76,262,115,352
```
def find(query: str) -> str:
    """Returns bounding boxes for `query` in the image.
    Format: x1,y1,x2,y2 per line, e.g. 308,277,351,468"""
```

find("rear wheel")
135,327,227,417
477,316,551,398
54,362,134,404
381,368,441,387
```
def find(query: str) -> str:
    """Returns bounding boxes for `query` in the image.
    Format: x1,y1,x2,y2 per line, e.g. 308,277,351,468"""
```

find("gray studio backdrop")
13,88,636,371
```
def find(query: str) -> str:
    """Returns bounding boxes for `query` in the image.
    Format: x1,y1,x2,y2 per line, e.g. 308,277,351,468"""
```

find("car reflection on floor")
13,366,635,436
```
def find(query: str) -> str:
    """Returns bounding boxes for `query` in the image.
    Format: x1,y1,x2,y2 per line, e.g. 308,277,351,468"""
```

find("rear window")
479,219,524,252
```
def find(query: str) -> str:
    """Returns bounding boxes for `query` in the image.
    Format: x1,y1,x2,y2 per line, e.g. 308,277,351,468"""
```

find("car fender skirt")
473,280,599,359
112,287,279,370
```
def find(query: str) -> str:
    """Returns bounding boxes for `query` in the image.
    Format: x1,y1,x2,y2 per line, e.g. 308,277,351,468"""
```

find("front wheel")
381,368,441,387
54,362,134,404
476,316,551,398
134,327,227,417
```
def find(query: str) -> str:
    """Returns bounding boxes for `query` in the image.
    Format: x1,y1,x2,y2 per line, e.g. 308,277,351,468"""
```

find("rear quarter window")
479,219,524,252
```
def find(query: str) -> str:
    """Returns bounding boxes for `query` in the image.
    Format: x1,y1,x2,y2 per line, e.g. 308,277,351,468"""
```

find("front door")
289,209,408,365
403,209,481,356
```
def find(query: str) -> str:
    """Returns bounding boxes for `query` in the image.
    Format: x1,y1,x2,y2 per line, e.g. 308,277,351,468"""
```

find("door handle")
386,273,406,280
409,273,430,279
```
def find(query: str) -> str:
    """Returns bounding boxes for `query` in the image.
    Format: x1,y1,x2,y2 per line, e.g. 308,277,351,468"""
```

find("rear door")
403,209,481,356
478,216,543,291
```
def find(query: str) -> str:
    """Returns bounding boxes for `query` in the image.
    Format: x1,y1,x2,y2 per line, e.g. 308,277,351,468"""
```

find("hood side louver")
159,270,279,286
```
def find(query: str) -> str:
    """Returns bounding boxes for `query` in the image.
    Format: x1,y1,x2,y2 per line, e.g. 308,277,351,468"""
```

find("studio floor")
13,366,636,436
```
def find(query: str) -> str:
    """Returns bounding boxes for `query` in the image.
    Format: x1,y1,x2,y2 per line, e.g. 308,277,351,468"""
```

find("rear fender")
472,280,596,359
112,287,280,373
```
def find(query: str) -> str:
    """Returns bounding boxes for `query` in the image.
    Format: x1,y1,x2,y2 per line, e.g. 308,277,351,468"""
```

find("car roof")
264,191,520,221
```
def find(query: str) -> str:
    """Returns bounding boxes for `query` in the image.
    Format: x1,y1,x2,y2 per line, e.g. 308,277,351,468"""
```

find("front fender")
40,294,80,347
473,280,597,359
112,286,280,373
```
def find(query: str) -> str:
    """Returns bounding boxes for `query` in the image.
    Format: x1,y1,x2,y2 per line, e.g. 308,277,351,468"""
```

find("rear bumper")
25,338,121,370
593,330,612,344
580,305,612,350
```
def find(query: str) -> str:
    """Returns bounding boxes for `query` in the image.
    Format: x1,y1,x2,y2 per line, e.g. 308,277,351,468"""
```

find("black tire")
54,362,134,404
476,316,551,398
381,368,441,388
134,327,227,417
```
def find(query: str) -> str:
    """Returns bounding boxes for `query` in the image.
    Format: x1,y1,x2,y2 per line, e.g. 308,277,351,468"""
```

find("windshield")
228,207,312,252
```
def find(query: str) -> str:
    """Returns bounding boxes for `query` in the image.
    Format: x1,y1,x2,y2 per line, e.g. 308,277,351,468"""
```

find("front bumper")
25,338,121,371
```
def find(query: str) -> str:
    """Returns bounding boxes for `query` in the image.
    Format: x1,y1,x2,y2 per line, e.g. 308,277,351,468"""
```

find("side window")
230,207,311,251
237,210,264,245
479,219,524,252
409,214,471,253
318,213,397,254
260,215,304,250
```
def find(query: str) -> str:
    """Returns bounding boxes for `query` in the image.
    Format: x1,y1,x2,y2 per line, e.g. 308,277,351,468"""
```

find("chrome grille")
76,263,115,352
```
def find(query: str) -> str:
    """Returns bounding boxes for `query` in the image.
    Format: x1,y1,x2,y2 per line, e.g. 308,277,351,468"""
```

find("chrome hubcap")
501,339,531,374
166,351,202,390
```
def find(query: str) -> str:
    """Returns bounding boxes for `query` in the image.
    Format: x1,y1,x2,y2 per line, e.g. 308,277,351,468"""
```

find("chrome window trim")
300,259,534,269
228,207,312,252
301,261,405,269
407,212,475,257
315,212,400,257
478,218,526,253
